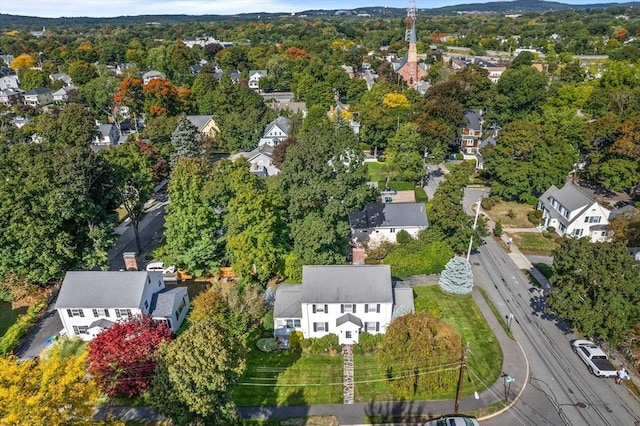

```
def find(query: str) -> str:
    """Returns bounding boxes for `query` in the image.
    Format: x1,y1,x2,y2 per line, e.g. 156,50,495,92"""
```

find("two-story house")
0,88,24,107
273,265,414,345
52,85,78,103
0,75,20,90
248,70,267,90
142,70,165,85
349,202,429,247
55,271,189,341
229,144,280,176
537,183,611,242
92,123,120,151
185,115,220,143
23,87,53,107
258,116,291,147
460,109,483,154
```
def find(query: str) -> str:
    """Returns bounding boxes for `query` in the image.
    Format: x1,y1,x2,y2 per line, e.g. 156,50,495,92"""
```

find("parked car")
572,340,617,377
424,416,480,426
146,262,176,275
614,200,631,209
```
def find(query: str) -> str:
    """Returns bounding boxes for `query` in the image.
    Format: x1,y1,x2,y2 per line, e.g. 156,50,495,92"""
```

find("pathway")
343,344,354,404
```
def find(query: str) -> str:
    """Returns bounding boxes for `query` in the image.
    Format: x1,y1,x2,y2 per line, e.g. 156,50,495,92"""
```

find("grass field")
233,333,343,406
354,286,502,402
533,263,554,279
484,202,536,228
510,233,559,255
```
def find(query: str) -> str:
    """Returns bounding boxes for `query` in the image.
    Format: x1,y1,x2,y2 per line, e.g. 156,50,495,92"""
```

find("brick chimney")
123,252,139,271
352,247,366,265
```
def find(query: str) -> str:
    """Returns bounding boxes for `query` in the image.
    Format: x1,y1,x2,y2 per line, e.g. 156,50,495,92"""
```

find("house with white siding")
349,202,429,247
273,265,414,345
258,116,291,147
538,183,611,242
55,271,189,341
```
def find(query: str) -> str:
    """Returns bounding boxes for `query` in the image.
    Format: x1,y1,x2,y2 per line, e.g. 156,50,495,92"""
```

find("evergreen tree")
170,117,201,167
439,256,474,295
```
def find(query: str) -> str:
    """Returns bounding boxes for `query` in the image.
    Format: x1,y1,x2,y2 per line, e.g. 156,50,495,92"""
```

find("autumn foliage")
87,315,173,397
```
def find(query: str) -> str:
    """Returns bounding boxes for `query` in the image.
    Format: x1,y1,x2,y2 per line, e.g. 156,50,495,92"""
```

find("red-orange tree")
87,315,172,397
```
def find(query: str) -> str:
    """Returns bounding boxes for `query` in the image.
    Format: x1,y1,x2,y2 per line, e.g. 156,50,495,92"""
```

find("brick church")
393,1,428,87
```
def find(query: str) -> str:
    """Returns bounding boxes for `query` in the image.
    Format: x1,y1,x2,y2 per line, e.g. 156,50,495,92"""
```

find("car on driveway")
572,339,617,377
146,261,176,275
424,416,480,426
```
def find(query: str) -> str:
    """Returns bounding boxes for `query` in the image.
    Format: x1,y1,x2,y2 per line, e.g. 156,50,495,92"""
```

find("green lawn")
485,201,536,228
366,161,385,183
533,263,553,279
511,233,559,255
415,187,428,202
233,333,343,406
0,302,25,338
354,286,502,402
366,161,416,191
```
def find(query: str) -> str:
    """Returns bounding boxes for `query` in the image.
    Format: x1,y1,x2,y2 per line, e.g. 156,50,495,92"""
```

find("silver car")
424,416,480,426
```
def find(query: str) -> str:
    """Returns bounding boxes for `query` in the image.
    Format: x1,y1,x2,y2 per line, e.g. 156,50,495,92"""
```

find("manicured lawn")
366,161,416,191
510,233,559,255
484,201,536,228
366,161,385,183
354,286,502,402
415,187,428,202
233,333,343,406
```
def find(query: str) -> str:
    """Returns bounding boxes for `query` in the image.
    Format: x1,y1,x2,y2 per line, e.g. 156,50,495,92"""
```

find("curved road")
472,227,640,425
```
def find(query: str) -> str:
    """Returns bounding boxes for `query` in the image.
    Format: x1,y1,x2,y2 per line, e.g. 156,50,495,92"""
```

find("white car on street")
424,416,480,426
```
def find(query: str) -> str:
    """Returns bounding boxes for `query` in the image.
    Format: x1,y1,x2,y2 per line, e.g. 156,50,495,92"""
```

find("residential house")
10,116,30,129
349,202,429,247
185,115,219,142
0,88,24,107
23,87,53,107
259,116,291,147
142,70,165,84
273,265,414,345
248,70,267,90
460,109,484,154
213,68,240,83
0,54,15,67
52,85,78,103
50,72,73,86
229,144,279,176
268,101,307,117
484,66,506,83
537,183,611,242
55,271,189,341
0,75,20,90
92,124,120,151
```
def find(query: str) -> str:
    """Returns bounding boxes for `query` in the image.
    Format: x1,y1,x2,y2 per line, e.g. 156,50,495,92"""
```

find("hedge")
0,301,47,356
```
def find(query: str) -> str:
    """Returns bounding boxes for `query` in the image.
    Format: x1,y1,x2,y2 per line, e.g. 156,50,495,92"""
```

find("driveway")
15,305,63,360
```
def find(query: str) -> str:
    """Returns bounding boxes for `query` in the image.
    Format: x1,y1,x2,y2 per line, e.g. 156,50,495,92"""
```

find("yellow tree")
10,54,36,70
0,346,98,425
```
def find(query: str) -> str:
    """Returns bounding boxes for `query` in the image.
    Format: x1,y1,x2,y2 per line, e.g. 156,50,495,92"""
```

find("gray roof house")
537,183,611,242
229,144,280,176
248,69,267,90
259,116,291,147
55,271,189,341
349,202,429,246
273,265,414,345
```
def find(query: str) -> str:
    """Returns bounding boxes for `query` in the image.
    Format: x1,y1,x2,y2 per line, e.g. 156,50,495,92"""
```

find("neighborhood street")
468,225,640,424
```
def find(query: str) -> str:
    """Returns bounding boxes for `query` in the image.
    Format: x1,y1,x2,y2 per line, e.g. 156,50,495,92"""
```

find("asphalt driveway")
15,305,63,360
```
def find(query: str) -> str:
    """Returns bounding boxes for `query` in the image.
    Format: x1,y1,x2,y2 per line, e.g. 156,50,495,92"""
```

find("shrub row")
0,301,47,356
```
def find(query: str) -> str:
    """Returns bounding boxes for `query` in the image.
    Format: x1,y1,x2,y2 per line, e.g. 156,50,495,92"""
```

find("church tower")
395,0,427,87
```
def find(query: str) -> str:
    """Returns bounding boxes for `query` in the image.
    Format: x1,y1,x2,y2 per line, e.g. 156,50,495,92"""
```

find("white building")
55,271,189,341
349,202,429,247
248,70,267,90
538,183,611,242
273,265,414,345
258,116,291,147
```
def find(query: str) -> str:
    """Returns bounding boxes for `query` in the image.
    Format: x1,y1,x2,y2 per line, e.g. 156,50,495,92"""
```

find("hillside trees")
87,316,173,397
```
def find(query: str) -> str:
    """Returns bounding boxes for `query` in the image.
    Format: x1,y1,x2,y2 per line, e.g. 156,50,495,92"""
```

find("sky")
0,0,619,19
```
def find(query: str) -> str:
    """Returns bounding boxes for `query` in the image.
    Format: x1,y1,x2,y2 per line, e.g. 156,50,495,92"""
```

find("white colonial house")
258,116,291,147
248,69,267,90
349,202,429,247
55,271,189,341
538,183,611,242
142,70,165,85
229,144,279,176
273,265,414,345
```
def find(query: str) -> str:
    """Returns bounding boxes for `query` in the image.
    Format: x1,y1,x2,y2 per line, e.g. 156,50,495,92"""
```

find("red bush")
87,315,172,397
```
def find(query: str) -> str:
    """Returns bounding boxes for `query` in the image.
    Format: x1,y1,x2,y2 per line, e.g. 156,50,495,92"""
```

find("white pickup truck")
572,340,617,378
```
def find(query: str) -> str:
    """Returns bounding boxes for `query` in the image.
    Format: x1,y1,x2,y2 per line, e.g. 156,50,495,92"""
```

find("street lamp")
466,190,484,262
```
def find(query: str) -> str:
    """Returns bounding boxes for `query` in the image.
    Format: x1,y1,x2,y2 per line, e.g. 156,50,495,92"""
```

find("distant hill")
2,1,640,29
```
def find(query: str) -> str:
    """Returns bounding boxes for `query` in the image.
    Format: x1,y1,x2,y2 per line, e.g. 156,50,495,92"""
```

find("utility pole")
466,191,484,262
454,342,469,414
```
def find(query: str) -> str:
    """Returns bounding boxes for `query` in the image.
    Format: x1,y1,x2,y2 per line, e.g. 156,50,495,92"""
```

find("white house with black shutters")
273,265,414,345
55,271,189,341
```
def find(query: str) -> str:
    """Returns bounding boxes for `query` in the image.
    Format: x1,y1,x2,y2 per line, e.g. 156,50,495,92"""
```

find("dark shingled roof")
336,313,363,327
150,287,188,318
349,202,428,230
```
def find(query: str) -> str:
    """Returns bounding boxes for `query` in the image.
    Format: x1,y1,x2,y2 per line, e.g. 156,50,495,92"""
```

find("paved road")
475,237,640,425
108,201,167,270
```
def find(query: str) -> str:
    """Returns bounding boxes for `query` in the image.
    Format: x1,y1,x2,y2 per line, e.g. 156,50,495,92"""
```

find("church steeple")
396,0,426,87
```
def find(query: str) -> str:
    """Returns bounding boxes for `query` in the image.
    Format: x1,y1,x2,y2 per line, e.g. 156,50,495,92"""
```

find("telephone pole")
454,342,469,414
466,192,484,262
